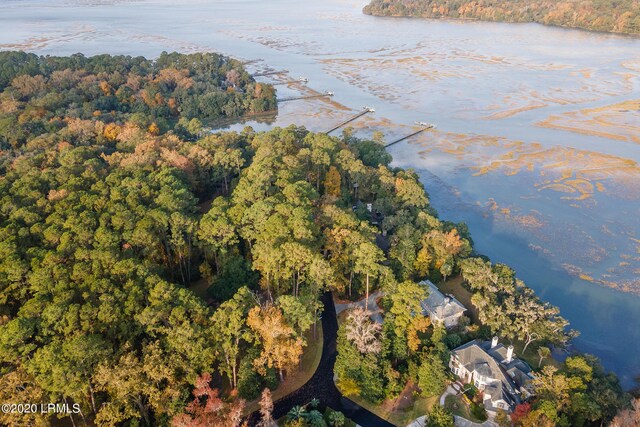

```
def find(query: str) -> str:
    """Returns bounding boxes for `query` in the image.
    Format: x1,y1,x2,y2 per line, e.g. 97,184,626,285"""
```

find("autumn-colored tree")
324,165,342,197
611,398,640,427
407,316,431,353
415,228,469,278
103,122,122,141
11,74,47,98
171,373,246,427
148,122,160,135
257,388,276,427
99,81,112,96
247,305,304,382
385,280,429,356
510,403,531,425
364,0,640,36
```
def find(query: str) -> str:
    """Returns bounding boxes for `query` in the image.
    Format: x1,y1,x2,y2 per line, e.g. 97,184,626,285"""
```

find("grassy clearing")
339,385,438,427
437,276,479,324
390,395,439,426
444,394,487,423
512,339,562,371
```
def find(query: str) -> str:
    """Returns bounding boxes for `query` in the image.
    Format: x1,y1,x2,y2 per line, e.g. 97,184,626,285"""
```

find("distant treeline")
363,0,640,35
0,51,276,148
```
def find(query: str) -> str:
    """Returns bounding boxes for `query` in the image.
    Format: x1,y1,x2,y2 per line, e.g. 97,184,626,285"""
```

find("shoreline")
362,10,640,39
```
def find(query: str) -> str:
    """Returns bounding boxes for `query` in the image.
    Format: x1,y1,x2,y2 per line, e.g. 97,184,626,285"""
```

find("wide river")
2,0,639,388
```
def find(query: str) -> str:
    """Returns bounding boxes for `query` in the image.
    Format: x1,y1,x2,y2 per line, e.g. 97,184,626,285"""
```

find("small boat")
415,121,436,129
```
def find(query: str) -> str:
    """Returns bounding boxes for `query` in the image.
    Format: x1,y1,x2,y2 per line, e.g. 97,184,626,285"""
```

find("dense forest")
363,0,640,35
0,51,276,150
0,51,633,427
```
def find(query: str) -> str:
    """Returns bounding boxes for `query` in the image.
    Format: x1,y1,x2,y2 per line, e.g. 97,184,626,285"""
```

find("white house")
419,280,466,328
449,337,534,414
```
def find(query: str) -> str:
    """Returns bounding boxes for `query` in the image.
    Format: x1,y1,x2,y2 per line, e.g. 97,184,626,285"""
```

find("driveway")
406,414,497,427
334,290,384,323
246,292,394,427
454,416,497,427
406,415,427,427
430,383,497,427
440,384,458,405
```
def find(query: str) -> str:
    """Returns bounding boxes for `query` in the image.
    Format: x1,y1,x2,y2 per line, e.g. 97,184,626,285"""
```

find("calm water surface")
1,0,639,388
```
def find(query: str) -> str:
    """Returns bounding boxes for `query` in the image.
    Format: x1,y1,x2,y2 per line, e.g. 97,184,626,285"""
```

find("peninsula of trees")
0,50,276,148
0,51,633,427
363,0,640,35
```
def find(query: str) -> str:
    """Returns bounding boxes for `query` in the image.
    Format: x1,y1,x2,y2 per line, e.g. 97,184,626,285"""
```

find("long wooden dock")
253,70,288,77
324,107,374,134
384,124,434,148
277,92,333,103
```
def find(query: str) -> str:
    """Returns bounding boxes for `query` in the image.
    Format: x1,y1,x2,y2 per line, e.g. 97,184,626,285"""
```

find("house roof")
419,280,466,321
481,342,533,384
475,362,493,377
483,380,518,413
451,339,534,409
452,340,518,393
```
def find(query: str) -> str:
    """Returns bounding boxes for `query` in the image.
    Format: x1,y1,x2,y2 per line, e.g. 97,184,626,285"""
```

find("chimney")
507,345,514,363
491,336,499,348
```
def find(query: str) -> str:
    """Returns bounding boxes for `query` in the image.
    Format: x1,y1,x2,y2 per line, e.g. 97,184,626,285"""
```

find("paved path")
334,290,384,323
440,384,458,405
406,415,427,427
406,413,497,427
405,383,497,427
453,416,498,427
246,292,393,427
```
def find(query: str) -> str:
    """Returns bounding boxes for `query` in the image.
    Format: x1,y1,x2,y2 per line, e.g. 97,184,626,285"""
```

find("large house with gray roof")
419,280,466,328
449,337,534,414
